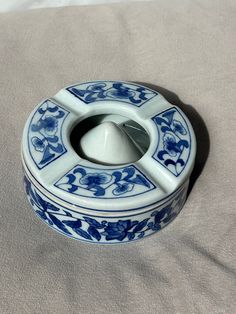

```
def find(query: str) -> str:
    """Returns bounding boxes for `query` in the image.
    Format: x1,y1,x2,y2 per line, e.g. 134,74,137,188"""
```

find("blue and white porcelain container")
21,81,196,244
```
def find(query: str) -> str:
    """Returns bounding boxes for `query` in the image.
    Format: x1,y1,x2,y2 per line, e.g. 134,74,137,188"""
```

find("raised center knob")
79,121,142,165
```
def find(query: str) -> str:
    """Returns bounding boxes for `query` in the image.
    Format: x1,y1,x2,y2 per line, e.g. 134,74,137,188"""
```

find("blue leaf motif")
31,123,43,132
128,95,141,104
92,185,106,196
133,218,149,233
138,231,145,239
62,219,82,228
157,150,168,160
28,188,41,208
123,167,135,181
112,171,122,183
83,217,105,229
46,136,59,143
177,140,189,149
36,210,47,221
39,146,55,165
74,228,92,240
152,206,171,224
47,203,60,212
49,143,64,153
63,174,78,193
48,213,71,235
55,110,65,119
71,87,86,97
155,117,168,125
66,174,76,184
68,185,78,193
176,159,185,166
88,226,101,241
162,110,175,124
47,106,59,113
34,190,47,210
172,119,187,135
38,108,46,114
163,212,177,223
64,211,73,217
73,167,87,177
85,92,101,103
127,232,135,241
136,87,148,100
161,126,171,133
164,159,177,167
147,222,154,228
129,174,150,188
130,221,139,228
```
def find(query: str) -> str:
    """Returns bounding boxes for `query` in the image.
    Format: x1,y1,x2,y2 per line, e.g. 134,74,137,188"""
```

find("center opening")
70,114,150,166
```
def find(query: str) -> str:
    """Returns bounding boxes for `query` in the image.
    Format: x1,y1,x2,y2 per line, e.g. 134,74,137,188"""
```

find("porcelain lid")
22,81,196,212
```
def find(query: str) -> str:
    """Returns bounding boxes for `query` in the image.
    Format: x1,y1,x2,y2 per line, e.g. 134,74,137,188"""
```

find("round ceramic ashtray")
21,81,196,244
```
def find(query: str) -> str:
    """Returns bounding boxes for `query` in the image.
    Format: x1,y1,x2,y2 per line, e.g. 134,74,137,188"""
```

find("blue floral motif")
24,175,187,243
66,81,157,106
102,220,138,241
41,116,58,135
163,132,181,157
152,108,191,176
54,164,155,198
107,87,134,99
31,137,45,152
112,182,134,196
24,176,71,234
148,204,177,231
28,100,69,169
80,172,112,186
172,119,187,136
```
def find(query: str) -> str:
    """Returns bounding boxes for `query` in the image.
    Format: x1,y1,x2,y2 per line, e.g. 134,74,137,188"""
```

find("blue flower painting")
163,132,181,157
31,137,45,152
66,81,157,106
80,172,112,186
55,164,156,198
152,108,191,176
28,100,69,169
24,175,186,243
112,182,134,196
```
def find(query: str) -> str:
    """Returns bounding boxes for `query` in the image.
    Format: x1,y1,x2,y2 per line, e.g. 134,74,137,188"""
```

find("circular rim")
22,80,196,212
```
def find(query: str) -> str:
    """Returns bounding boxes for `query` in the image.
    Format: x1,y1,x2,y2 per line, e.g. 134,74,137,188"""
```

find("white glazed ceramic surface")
21,81,196,243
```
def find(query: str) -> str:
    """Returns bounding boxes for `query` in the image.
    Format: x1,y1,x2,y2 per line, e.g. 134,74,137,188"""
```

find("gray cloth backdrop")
0,1,235,313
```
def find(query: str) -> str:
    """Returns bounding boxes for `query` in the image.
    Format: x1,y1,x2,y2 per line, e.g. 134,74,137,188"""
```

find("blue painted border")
66,81,158,107
27,100,70,170
25,173,187,244
54,164,156,199
31,202,181,245
151,107,192,177
30,199,170,244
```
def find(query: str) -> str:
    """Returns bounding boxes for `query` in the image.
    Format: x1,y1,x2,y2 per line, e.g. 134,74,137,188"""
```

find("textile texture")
0,1,235,313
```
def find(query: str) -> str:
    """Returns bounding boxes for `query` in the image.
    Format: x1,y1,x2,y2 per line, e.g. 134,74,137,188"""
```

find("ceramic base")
24,173,188,244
